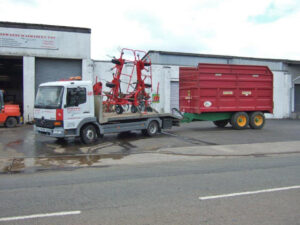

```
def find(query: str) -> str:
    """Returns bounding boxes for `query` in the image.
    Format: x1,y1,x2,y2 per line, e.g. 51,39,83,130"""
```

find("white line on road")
0,211,81,222
199,185,300,200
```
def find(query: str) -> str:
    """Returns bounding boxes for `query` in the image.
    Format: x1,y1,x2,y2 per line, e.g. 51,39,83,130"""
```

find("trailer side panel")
179,63,273,114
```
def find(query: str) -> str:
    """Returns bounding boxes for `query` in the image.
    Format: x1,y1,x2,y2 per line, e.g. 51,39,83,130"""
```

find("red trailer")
179,63,273,129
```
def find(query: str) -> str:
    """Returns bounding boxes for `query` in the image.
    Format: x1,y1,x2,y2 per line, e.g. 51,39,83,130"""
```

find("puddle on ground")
0,130,189,174
3,131,144,158
0,153,125,174
0,130,154,174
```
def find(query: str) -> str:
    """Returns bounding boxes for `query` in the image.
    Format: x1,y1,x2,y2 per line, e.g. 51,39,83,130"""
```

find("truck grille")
34,118,55,129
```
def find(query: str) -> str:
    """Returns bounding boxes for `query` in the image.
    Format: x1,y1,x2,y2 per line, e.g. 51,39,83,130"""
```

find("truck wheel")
249,112,265,129
143,121,159,136
115,105,123,114
80,124,97,144
5,117,17,128
213,120,228,128
231,112,249,130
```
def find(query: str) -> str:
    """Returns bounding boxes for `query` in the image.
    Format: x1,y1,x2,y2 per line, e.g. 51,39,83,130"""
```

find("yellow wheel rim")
237,115,247,127
254,115,263,126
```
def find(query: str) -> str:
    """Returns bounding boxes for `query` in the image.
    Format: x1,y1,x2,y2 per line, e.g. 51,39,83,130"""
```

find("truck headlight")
53,129,63,134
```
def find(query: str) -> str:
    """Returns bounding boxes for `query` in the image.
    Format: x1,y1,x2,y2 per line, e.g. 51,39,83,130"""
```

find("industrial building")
0,22,93,122
1,21,299,122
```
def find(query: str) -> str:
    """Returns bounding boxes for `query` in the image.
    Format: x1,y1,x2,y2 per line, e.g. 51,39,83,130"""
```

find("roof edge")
0,21,91,34
146,50,300,65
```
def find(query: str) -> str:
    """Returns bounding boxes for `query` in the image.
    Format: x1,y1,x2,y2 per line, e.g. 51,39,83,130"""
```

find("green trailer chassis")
181,112,232,123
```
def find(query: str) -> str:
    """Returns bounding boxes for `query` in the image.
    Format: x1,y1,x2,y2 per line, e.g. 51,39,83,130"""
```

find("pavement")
158,141,300,156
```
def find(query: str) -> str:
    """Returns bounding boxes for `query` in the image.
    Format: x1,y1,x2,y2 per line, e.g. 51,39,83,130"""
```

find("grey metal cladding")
35,58,82,93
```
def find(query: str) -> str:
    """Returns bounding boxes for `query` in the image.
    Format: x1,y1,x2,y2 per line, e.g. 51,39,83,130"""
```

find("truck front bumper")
34,125,65,138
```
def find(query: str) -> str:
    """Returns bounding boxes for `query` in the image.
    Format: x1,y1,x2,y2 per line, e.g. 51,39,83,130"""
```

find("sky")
0,0,300,60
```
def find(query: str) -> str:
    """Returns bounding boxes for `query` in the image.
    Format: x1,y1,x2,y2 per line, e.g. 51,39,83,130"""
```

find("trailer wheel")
115,105,123,114
131,105,137,113
80,124,97,144
5,117,17,128
231,112,249,129
142,120,159,136
146,106,153,112
249,111,265,129
213,120,228,128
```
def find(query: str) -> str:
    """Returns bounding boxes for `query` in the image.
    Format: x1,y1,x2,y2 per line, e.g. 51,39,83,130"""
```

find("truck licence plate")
38,127,50,133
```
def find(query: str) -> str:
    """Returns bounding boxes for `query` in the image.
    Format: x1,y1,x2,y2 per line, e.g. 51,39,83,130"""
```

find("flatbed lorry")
34,80,180,144
34,63,273,144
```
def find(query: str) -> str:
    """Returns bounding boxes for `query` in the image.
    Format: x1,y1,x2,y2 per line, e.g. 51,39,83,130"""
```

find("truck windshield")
35,86,64,109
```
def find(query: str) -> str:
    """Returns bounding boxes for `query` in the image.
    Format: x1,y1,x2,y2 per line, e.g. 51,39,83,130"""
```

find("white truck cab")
34,80,179,144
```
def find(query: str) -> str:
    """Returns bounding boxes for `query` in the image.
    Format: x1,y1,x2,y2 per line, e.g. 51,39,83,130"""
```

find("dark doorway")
0,56,23,114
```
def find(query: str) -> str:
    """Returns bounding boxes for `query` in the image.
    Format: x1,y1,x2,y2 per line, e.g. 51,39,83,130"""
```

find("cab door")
63,85,93,129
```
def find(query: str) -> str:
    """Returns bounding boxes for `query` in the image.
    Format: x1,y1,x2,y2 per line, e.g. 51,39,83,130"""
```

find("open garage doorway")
0,56,23,114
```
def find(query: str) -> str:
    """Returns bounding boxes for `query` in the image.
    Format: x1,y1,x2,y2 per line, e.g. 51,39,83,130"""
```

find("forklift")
0,90,21,128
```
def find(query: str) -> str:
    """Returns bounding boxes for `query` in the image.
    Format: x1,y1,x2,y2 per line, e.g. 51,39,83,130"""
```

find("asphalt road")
0,155,299,225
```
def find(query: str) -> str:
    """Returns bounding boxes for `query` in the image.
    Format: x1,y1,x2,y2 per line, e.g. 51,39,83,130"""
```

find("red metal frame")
103,48,153,113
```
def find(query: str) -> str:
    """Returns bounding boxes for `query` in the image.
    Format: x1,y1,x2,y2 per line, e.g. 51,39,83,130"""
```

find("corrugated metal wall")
157,54,228,66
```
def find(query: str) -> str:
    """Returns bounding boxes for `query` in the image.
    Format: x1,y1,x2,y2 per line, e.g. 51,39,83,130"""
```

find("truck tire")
213,120,228,128
80,124,97,144
249,111,265,129
142,120,159,136
5,117,17,128
231,112,249,130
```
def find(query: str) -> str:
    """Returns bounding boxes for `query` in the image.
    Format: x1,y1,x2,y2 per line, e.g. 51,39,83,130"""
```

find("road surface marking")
199,185,300,200
0,211,81,222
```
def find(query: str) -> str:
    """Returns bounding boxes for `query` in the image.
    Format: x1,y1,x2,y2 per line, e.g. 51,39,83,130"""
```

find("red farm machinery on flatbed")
102,48,153,114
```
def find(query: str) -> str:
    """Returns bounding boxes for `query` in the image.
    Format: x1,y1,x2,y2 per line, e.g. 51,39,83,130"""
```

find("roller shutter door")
35,58,82,93
170,81,179,110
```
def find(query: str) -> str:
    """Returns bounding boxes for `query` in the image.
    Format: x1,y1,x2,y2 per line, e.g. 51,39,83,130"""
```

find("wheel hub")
86,129,94,140
149,124,157,134
237,115,247,126
254,115,263,126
